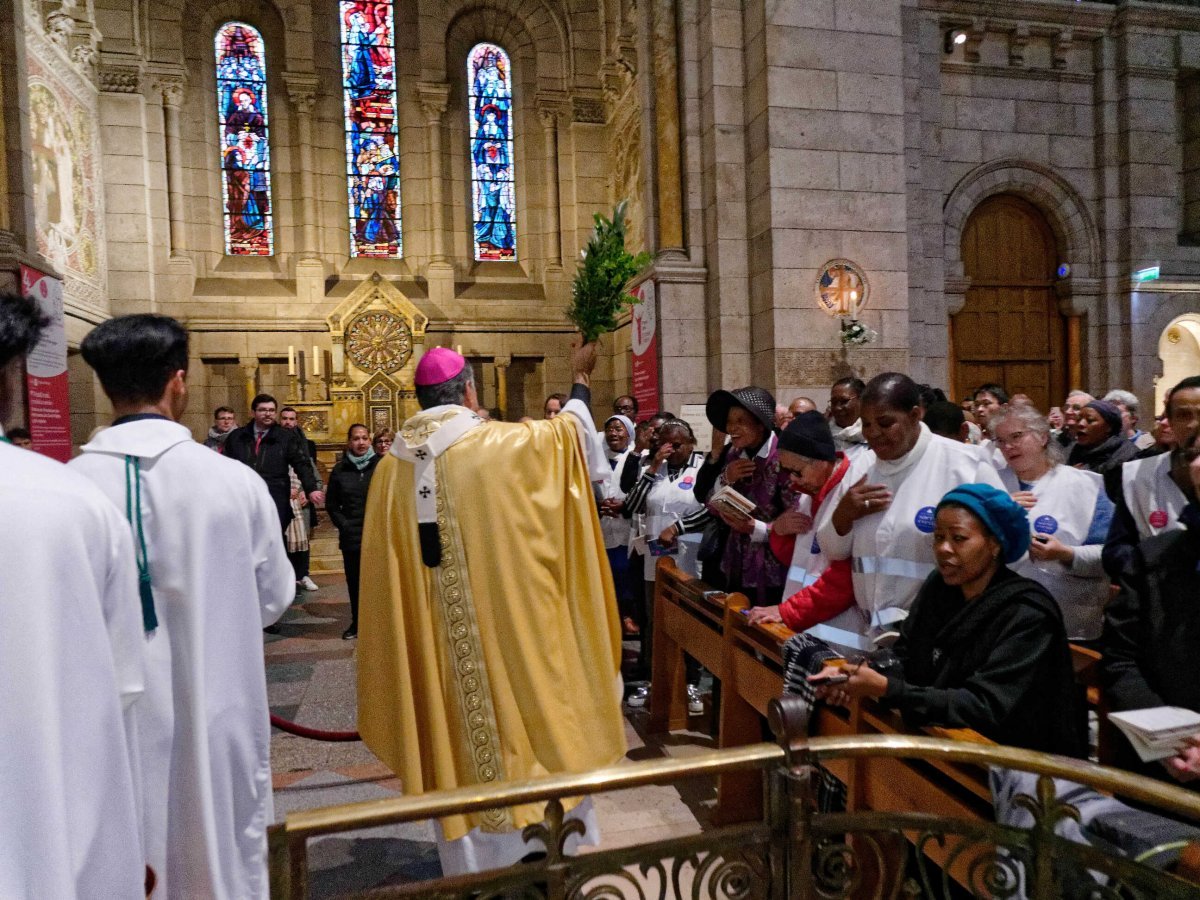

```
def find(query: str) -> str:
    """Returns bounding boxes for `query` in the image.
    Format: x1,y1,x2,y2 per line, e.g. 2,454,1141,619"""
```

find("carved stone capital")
72,43,97,70
416,81,451,123
493,355,512,368
99,63,143,94
159,77,186,109
570,96,607,125
283,73,320,114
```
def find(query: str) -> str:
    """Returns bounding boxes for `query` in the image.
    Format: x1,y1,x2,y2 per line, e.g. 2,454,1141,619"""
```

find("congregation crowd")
2,282,1200,897
594,371,1200,784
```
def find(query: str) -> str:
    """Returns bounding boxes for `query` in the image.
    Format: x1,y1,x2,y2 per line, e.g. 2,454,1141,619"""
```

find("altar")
285,274,429,461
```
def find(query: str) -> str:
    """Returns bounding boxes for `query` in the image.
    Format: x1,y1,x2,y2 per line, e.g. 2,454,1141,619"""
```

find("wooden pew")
647,561,1000,884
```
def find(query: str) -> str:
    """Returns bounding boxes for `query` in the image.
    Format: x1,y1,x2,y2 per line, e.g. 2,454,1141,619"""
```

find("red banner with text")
629,281,659,421
20,265,71,462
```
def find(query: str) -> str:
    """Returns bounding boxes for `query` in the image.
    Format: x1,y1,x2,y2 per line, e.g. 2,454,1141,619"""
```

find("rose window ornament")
345,311,413,374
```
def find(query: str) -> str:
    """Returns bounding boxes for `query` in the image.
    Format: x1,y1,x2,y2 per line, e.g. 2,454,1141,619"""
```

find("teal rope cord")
125,455,158,631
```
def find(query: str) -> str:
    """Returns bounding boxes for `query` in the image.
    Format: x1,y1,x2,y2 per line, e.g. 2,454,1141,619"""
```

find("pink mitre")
414,347,466,386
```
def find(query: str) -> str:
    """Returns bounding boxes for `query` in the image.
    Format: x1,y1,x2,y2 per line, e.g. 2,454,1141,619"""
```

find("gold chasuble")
357,406,627,840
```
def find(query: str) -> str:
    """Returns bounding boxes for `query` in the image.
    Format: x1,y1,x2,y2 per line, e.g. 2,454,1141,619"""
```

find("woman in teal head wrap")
812,483,1087,757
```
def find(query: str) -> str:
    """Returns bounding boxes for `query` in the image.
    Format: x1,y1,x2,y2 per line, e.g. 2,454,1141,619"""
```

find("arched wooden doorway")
952,195,1066,412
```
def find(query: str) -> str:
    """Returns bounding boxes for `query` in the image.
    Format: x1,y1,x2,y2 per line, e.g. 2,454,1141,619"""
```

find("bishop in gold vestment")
356,346,626,862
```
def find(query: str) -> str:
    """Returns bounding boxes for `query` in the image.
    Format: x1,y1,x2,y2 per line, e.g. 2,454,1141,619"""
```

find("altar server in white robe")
1102,375,1200,580
69,314,294,900
0,293,146,899
819,373,1005,650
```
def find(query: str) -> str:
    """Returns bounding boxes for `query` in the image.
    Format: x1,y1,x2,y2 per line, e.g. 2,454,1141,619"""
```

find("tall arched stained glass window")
468,43,516,261
340,2,401,258
215,22,273,255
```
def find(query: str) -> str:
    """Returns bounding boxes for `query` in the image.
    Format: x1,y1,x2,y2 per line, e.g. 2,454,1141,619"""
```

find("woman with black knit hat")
1066,399,1140,476
693,386,800,606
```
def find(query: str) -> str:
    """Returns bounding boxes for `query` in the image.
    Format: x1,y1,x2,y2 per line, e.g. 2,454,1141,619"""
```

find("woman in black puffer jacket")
325,424,381,639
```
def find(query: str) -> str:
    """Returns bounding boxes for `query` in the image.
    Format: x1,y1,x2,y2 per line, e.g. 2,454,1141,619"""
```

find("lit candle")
312,346,322,377
456,344,463,356
288,346,296,376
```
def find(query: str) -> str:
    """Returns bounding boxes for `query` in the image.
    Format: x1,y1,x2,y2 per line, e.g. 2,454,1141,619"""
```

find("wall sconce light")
944,29,968,54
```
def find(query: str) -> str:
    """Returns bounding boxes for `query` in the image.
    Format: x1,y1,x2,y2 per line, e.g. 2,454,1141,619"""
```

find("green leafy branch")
567,201,652,344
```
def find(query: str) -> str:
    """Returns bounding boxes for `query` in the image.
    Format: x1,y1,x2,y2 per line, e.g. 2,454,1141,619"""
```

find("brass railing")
269,699,1200,899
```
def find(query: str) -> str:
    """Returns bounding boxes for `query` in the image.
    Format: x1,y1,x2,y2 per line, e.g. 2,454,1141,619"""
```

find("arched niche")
1157,314,1200,414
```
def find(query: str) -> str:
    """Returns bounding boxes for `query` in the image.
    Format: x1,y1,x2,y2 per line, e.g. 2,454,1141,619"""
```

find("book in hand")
1107,706,1200,762
709,484,756,520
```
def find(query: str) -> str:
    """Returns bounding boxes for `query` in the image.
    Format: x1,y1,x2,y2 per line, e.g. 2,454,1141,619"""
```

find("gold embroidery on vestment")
432,462,511,831
400,408,464,446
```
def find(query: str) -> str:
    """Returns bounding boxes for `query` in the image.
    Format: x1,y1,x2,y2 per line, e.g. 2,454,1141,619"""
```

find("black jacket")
224,423,320,527
882,567,1088,758
1066,433,1139,477
1102,508,1200,782
325,454,381,551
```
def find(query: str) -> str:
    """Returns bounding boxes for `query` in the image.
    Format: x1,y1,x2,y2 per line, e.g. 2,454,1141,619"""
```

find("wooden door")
952,195,1066,413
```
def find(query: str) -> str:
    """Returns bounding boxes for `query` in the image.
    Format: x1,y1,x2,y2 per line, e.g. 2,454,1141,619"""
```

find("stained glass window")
341,2,401,258
215,22,273,256
468,43,517,261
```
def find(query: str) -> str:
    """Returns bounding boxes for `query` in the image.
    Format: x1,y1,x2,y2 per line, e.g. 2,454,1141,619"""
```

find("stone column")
650,0,683,252
160,77,187,257
539,108,563,269
416,82,451,267
284,74,320,260
240,359,259,415
494,355,511,421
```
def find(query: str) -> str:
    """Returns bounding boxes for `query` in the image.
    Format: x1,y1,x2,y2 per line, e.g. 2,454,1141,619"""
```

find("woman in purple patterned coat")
694,387,804,606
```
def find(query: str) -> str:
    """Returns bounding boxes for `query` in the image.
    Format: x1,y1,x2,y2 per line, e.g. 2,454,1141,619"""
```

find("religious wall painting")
26,57,102,286
816,259,869,318
468,43,517,262
341,1,402,259
215,22,273,256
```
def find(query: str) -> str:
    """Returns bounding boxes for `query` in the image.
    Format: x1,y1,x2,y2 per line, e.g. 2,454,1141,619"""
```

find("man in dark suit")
224,393,324,529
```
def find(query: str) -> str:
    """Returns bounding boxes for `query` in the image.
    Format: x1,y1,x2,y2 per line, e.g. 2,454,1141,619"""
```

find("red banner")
21,265,72,462
629,281,659,421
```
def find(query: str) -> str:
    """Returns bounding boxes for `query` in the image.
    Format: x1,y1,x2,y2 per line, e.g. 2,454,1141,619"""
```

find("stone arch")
155,0,312,71
436,0,570,89
944,160,1099,297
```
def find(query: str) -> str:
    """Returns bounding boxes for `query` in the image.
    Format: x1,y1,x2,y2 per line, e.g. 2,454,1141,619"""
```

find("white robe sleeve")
563,397,609,482
99,502,146,711
1068,544,1106,578
817,464,860,561
249,476,295,627
97,499,148,871
975,455,1006,489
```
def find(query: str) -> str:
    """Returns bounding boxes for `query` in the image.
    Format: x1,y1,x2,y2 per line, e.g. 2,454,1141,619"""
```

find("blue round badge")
1033,514,1059,535
914,506,937,534
678,477,694,490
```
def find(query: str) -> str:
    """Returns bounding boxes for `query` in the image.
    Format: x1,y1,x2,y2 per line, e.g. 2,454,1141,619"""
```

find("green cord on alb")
567,201,652,344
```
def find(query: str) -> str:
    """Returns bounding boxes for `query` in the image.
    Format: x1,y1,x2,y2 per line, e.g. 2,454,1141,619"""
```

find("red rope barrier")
270,713,360,742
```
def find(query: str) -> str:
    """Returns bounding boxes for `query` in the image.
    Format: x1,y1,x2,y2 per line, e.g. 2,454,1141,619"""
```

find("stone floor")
266,573,720,897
